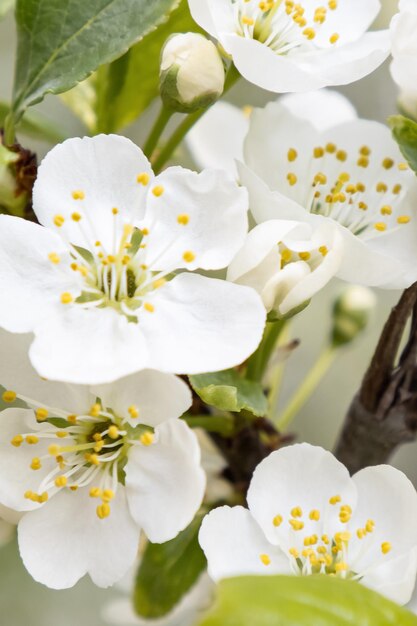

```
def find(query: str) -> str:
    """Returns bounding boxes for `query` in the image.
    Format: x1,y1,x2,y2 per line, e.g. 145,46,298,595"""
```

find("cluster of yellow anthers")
279,240,329,271
238,0,340,49
47,174,196,316
284,143,411,235
2,390,154,518
258,495,392,576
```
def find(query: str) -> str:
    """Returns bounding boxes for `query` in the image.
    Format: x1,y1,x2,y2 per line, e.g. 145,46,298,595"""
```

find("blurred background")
0,0,411,624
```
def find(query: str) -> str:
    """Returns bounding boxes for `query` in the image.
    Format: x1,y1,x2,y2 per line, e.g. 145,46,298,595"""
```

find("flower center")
233,0,341,54
284,144,412,238
4,390,154,519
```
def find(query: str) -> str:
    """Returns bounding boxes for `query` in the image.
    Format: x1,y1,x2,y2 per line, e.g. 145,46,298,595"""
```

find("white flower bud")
160,33,225,113
332,286,376,346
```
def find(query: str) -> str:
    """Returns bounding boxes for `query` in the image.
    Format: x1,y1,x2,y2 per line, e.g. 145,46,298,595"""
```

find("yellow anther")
298,252,311,261
128,405,139,419
303,27,316,39
144,302,155,313
70,485,78,491
398,162,409,171
374,222,387,232
326,143,336,154
30,457,42,470
329,495,341,505
376,182,388,193
359,146,371,156
287,148,298,162
357,157,369,168
380,206,392,216
183,251,196,263
67,414,77,424
11,435,23,447
2,390,16,403
335,562,348,573
152,185,164,197
304,535,318,546
260,553,271,565
273,515,283,527
358,202,368,211
393,184,402,195
383,158,394,170
281,249,292,264
177,214,190,226
313,147,325,159
357,182,366,193
328,0,337,7
365,519,375,533
60,292,73,305
26,435,39,445
289,519,304,531
87,453,100,466
106,255,116,264
153,278,166,289
56,431,68,439
287,173,298,186
93,433,102,442
102,489,115,502
330,33,339,44
137,172,150,185
140,431,155,446
71,190,85,200
291,507,303,518
242,15,255,25
53,214,65,227
48,252,61,264
357,529,366,539
112,207,119,215
70,262,78,271
319,246,328,257
90,487,102,498
335,531,351,543
314,172,327,185
397,215,411,224
94,441,104,452
317,546,328,555
289,548,299,558
71,212,82,222
336,150,347,162
48,444,60,456
309,509,320,521
55,476,68,488
322,535,330,544
38,492,49,503
90,403,101,417
108,425,119,440
122,255,130,265
96,503,111,519
381,542,392,555
302,548,314,558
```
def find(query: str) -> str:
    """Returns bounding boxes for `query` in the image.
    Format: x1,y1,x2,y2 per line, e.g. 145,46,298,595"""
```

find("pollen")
140,431,155,446
376,182,388,193
108,425,119,439
398,162,409,171
26,435,39,445
30,457,42,470
71,190,85,200
137,172,150,185
289,548,299,558
144,302,155,313
299,252,311,261
260,554,271,566
326,143,336,154
48,444,61,457
336,150,347,162
53,214,65,227
287,148,298,162
48,252,61,264
303,27,316,39
319,246,328,257
177,214,190,225
281,249,292,264
314,147,325,158
96,503,111,519
152,185,164,197
242,15,255,25
397,216,411,224
102,489,115,502
183,251,196,263
393,184,402,195
90,403,101,417
2,390,16,403
382,158,394,170
329,495,341,505
374,222,387,232
357,157,369,168
309,509,320,521
55,476,68,488
287,173,297,186
128,405,139,419
335,562,348,572
289,519,304,531
71,212,82,222
381,542,392,554
291,506,303,518
273,515,283,527
60,292,73,304
90,487,102,498
11,435,23,447
329,33,339,44
153,278,166,289
112,207,119,215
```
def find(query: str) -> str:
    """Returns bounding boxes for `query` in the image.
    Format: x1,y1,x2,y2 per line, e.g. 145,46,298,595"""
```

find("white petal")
92,371,192,428
187,0,219,37
186,102,249,176
125,419,205,543
0,215,80,333
18,485,139,589
280,90,357,131
362,548,417,606
29,307,149,385
141,167,248,271
349,466,417,575
33,135,152,252
140,273,266,374
199,505,291,582
0,409,60,511
0,329,92,414
247,444,356,553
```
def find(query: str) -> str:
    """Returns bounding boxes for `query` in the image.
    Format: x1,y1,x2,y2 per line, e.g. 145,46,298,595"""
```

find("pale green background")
0,1,413,624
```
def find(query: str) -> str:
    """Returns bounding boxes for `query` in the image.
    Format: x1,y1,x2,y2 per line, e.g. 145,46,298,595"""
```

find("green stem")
152,64,240,173
267,323,292,420
143,105,173,159
246,320,286,382
3,112,15,146
276,345,337,432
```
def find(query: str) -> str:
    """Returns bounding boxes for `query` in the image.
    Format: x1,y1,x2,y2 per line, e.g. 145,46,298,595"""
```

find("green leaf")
389,115,417,174
0,101,66,143
189,370,268,417
199,576,417,626
95,0,200,132
134,514,206,619
10,0,180,123
0,0,14,19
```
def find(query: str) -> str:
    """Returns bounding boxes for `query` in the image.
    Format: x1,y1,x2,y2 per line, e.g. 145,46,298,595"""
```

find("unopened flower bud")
332,286,376,347
0,137,36,217
160,33,225,113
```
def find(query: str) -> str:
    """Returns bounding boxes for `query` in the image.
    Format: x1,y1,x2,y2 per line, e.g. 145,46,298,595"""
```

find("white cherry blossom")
390,0,417,120
187,0,390,93
199,444,417,605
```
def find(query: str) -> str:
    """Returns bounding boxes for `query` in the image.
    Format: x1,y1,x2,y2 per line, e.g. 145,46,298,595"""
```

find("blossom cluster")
1,0,417,623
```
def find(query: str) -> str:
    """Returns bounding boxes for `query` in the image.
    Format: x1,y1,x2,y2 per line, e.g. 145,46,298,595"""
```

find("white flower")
0,134,266,385
227,219,344,318
0,329,205,589
239,101,417,288
103,569,214,626
160,33,225,112
187,90,357,177
187,0,390,93
390,0,417,120
199,443,417,605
